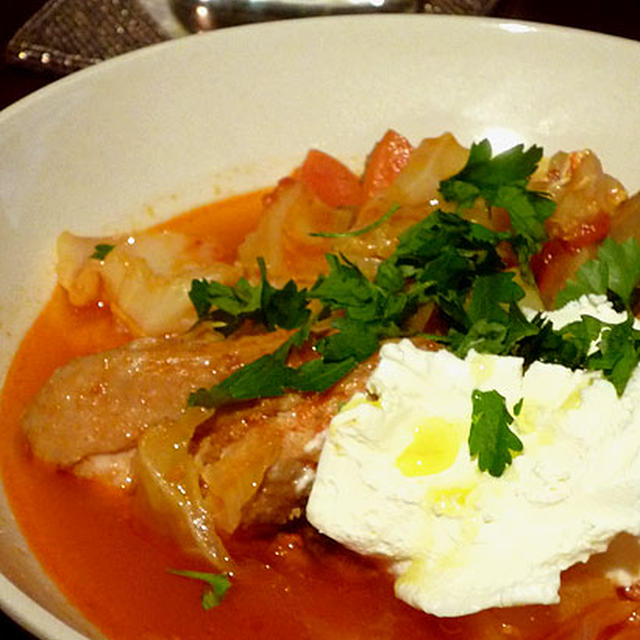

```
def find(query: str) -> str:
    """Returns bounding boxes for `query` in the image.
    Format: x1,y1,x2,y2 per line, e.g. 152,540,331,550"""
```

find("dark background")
1,0,640,638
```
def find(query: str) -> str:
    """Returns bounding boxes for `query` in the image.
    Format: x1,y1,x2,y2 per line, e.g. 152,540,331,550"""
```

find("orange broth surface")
1,191,637,640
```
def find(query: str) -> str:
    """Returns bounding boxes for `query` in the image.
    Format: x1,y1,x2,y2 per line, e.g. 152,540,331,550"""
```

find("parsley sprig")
440,140,555,277
189,257,309,335
91,243,115,260
469,391,523,477
309,204,401,238
169,569,231,610
556,236,640,310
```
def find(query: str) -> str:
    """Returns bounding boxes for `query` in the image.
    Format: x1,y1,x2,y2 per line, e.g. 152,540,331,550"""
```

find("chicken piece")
22,318,379,567
22,329,292,468
191,356,377,533
129,351,376,569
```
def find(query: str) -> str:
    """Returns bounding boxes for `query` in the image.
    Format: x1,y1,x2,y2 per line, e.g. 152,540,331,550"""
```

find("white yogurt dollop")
307,296,640,617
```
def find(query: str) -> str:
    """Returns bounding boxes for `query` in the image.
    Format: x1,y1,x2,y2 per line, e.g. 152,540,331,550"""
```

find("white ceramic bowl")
1,14,640,640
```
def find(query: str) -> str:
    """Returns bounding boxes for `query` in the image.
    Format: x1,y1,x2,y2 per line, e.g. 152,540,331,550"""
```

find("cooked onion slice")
136,408,231,570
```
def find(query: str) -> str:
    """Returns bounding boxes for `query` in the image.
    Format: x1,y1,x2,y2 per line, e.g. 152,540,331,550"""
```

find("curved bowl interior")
1,13,639,640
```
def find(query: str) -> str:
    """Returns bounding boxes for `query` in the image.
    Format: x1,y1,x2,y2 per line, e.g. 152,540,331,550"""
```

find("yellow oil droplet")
339,394,381,413
561,389,582,412
537,427,556,446
516,401,537,434
427,485,473,517
396,418,462,477
469,353,495,386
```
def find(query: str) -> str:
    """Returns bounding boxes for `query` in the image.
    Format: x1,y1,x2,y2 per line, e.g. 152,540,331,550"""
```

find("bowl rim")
2,12,640,125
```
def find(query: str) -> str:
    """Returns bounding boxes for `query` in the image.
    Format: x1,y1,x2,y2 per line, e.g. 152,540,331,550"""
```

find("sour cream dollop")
307,295,640,617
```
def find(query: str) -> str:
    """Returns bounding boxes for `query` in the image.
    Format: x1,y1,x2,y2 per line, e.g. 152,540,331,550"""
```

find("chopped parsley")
440,140,556,277
90,243,115,260
186,139,640,420
187,328,358,408
168,569,231,610
469,390,523,477
189,257,309,335
584,317,640,396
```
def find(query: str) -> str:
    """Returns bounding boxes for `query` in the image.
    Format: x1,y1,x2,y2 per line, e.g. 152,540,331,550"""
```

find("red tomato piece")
531,239,593,308
553,210,611,250
361,129,413,199
298,149,364,208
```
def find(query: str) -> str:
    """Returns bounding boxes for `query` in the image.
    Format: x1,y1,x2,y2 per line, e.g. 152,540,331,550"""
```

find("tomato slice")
534,208,611,307
297,149,364,208
361,129,413,199
549,209,611,250
531,239,594,308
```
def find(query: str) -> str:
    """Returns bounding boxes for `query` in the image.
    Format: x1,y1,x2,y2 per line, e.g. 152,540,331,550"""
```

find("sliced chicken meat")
22,329,292,467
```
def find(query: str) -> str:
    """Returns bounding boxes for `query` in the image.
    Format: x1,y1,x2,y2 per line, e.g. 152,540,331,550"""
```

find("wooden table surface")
1,0,639,638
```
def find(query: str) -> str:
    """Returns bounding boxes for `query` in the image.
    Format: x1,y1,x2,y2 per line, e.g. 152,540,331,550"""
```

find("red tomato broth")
1,189,639,640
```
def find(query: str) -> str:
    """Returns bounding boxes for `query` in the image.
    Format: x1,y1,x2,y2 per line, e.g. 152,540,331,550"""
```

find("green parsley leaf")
439,140,554,275
188,330,302,408
448,319,510,358
440,140,544,208
187,318,365,408
310,254,411,330
316,318,383,363
169,569,231,610
309,204,400,238
284,356,359,392
189,258,309,334
496,185,556,279
500,304,543,354
188,349,288,408
446,273,530,357
530,315,601,369
448,304,539,359
189,276,261,326
512,398,523,416
556,237,640,309
585,316,640,395
468,389,523,477
189,248,414,408
374,259,405,293
257,259,311,331
310,254,384,321
384,210,509,330
90,244,115,260
467,272,525,325
390,210,508,275
513,312,640,396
